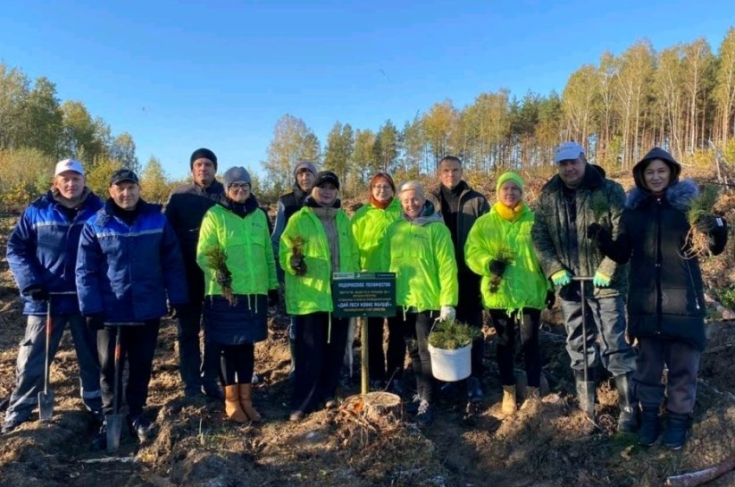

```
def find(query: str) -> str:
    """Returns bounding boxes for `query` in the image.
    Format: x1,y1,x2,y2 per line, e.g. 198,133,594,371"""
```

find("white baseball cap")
553,142,585,164
54,159,85,176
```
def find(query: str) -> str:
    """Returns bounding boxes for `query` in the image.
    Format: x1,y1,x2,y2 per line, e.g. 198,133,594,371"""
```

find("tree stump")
342,392,402,425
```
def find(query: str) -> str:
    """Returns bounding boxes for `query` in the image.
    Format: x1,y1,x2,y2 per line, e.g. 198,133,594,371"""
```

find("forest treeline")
2,27,735,210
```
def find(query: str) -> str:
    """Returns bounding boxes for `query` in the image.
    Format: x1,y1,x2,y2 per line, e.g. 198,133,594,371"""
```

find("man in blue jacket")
77,169,188,447
3,159,104,434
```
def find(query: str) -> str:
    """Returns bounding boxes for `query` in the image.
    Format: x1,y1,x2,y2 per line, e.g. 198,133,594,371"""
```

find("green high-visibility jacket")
351,198,402,271
196,202,277,296
280,205,359,315
381,203,458,312
465,203,549,313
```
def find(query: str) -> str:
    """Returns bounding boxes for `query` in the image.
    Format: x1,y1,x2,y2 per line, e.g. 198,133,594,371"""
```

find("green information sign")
332,272,396,318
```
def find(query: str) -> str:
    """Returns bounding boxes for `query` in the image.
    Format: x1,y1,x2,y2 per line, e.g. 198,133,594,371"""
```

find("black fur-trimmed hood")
626,178,698,212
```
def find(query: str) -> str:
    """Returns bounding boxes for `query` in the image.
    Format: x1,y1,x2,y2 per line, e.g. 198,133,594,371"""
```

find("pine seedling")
203,246,237,306
428,319,482,350
489,246,515,294
683,185,720,259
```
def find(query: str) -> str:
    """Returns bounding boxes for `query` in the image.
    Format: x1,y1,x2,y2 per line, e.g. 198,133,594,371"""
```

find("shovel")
38,299,55,421
106,326,124,453
573,276,596,418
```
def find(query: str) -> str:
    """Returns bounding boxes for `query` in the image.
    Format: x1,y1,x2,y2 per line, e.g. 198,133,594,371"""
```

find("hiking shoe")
289,410,305,422
662,412,690,451
1,418,24,434
324,397,340,410
128,415,156,443
414,401,434,425
202,383,224,401
467,377,483,403
89,409,105,425
638,407,661,446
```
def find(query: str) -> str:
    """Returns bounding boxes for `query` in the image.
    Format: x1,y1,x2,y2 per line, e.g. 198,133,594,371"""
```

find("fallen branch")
664,452,735,487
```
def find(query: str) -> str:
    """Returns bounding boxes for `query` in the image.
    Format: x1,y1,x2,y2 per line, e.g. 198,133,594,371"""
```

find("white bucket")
428,343,472,382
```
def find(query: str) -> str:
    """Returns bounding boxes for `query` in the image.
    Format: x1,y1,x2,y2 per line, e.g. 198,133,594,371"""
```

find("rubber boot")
224,385,247,423
574,369,596,418
638,406,661,446
662,412,690,450
238,384,262,422
614,373,638,433
501,385,517,416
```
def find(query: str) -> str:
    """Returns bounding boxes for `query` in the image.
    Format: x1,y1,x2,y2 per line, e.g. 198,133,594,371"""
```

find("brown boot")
225,385,248,423
502,385,517,416
239,384,262,422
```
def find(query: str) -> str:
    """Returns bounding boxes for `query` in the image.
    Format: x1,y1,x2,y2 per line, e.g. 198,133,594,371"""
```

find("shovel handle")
44,301,52,396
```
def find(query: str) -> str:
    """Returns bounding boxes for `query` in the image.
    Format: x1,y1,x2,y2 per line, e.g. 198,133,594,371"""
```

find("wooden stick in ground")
664,452,735,487
360,316,369,395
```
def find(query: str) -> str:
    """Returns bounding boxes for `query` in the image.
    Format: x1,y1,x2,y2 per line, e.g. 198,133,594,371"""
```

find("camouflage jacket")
531,165,628,299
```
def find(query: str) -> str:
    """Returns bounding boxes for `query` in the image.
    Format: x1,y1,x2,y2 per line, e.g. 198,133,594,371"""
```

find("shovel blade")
38,390,55,422
577,381,596,417
106,414,123,453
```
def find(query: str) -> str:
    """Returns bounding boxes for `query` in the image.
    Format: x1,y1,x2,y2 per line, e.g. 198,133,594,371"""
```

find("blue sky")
2,1,734,180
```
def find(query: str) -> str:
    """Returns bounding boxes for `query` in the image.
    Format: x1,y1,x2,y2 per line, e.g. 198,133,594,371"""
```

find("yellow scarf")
494,201,525,222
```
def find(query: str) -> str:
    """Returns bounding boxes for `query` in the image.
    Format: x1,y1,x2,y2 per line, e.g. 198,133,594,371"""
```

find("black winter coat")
164,181,225,302
602,179,727,350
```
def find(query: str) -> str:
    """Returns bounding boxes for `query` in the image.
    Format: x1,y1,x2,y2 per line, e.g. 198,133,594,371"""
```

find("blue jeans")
560,293,636,377
5,314,101,424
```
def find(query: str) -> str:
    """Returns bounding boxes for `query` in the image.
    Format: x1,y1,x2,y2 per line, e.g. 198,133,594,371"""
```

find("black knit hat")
314,170,340,190
190,148,218,170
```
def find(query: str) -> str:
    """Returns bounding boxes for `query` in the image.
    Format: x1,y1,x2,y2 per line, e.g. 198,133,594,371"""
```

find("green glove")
551,270,572,286
593,272,611,288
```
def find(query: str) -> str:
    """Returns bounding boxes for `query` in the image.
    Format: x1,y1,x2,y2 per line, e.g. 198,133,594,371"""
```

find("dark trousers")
98,320,160,418
291,312,349,413
176,301,222,394
634,337,701,415
366,316,405,383
456,273,485,378
221,344,255,385
559,292,636,377
403,311,435,402
489,309,542,387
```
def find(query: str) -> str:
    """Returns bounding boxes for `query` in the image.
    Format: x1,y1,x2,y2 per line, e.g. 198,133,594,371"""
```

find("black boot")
662,412,690,450
638,407,661,446
614,373,638,433
573,368,596,417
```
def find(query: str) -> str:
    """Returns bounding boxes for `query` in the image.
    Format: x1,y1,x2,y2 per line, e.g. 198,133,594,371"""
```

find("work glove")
551,270,572,287
439,306,456,322
489,259,507,277
25,286,49,302
586,223,612,242
267,289,279,307
85,313,105,332
593,271,611,288
290,255,307,276
216,271,232,288
545,290,556,310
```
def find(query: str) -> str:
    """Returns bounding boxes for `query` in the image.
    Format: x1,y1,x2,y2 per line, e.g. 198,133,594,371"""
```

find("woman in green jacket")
197,167,278,423
382,180,458,424
280,171,360,421
465,172,551,416
351,172,404,391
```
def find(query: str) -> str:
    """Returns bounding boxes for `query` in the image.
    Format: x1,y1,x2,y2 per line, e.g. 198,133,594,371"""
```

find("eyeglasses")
230,183,250,189
373,185,392,191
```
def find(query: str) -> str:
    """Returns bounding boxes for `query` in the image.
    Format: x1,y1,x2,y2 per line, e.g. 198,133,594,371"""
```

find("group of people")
2,142,728,452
